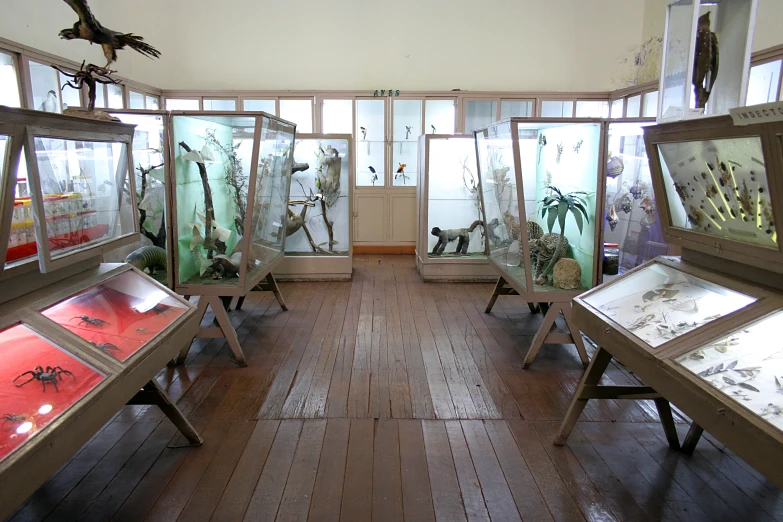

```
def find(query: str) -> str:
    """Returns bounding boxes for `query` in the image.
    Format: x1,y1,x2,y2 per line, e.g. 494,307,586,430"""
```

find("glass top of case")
582,262,756,348
676,311,783,434
0,133,7,182
656,135,777,248
0,323,105,462
41,270,188,362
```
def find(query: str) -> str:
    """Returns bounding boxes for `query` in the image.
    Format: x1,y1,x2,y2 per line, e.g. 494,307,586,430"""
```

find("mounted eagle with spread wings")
59,0,161,66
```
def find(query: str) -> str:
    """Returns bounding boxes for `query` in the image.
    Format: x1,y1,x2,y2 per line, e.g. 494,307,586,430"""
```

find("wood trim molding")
354,245,416,255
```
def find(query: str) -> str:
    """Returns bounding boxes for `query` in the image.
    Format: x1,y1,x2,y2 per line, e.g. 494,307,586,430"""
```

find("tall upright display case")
0,107,202,520
474,118,606,366
416,134,495,281
275,134,353,280
557,115,783,490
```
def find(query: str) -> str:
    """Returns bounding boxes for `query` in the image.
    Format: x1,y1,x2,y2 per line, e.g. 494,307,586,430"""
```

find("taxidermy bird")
59,0,161,66
39,90,58,113
692,11,719,109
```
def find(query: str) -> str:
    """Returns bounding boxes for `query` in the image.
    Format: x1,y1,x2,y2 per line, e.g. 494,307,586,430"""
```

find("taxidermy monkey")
693,11,719,109
486,218,503,248
286,206,307,237
431,220,484,255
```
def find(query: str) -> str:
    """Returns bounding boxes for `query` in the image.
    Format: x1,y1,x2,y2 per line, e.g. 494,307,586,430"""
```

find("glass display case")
416,134,494,281
658,0,757,122
475,118,605,299
0,122,24,278
644,116,783,273
0,107,138,276
392,99,421,187
169,112,295,296
602,121,674,281
356,99,385,187
275,134,353,280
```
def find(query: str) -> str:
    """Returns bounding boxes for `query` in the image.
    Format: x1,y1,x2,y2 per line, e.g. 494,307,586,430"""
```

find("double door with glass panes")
354,97,455,244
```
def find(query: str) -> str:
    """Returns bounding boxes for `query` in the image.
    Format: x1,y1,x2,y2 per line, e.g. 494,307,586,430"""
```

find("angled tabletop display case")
556,115,783,490
0,107,202,520
274,133,353,281
416,134,495,281
474,118,606,366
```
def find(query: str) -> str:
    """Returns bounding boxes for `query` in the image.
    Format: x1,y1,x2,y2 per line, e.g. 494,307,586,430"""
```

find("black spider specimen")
1,414,25,429
147,303,172,316
88,341,120,354
72,315,110,327
14,366,76,393
59,0,161,66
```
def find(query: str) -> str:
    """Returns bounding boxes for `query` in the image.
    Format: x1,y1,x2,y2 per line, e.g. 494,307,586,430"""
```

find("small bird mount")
53,61,120,114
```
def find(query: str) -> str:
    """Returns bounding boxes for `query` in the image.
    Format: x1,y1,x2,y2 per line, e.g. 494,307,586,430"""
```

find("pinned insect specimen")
88,341,120,354
761,404,783,417
395,163,409,184
673,182,688,203
669,298,699,314
1,414,25,429
14,365,76,393
537,135,547,164
72,315,109,327
698,360,736,377
722,376,759,392
730,390,752,401
633,303,652,313
688,349,705,360
556,143,563,164
628,314,656,331
642,285,679,302
710,336,739,353
573,139,583,153
775,376,783,395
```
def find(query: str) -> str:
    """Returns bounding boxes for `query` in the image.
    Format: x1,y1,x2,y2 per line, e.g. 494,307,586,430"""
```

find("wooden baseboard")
353,245,416,255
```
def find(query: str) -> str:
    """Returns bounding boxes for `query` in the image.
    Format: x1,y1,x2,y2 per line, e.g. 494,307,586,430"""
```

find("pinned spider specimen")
88,341,121,354
72,315,109,327
1,414,25,429
14,365,76,393
147,303,172,316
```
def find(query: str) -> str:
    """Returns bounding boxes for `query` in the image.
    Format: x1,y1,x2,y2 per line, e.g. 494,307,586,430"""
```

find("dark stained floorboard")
7,256,783,521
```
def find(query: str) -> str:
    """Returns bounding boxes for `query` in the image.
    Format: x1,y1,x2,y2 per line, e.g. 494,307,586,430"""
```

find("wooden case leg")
654,398,681,450
171,297,209,366
681,423,704,455
208,295,246,367
235,295,246,310
127,380,203,446
561,303,589,367
554,346,613,446
485,276,507,313
262,273,288,311
523,303,562,368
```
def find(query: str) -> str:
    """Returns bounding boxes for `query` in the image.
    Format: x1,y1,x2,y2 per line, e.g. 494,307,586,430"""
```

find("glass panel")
106,84,123,109
145,96,159,110
610,99,624,119
500,100,533,119
171,114,258,287
464,100,497,134
203,99,236,111
583,262,755,348
540,101,573,118
128,91,145,109
166,98,199,110
250,118,295,275
94,85,106,109
243,99,275,113
393,99,422,187
676,311,783,433
42,270,187,362
643,91,659,117
322,99,353,134
424,99,455,135
356,99,385,187
59,71,81,110
575,101,609,118
747,61,781,106
519,122,601,292
0,323,105,462
427,137,483,259
0,53,21,108
29,61,60,113
604,122,665,279
6,150,34,269
475,122,522,286
106,113,167,283
657,136,776,248
287,138,349,256
626,95,641,117
32,137,135,261
660,0,696,119
279,99,313,132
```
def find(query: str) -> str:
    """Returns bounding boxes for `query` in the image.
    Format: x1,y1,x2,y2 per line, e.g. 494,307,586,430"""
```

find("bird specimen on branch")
59,0,161,66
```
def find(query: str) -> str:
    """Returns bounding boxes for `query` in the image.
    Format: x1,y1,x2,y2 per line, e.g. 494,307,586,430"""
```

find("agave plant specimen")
535,185,590,285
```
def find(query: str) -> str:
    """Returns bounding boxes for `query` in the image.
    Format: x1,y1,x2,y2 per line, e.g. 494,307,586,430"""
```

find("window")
146,96,159,110
166,98,200,110
29,60,61,113
464,100,497,133
625,95,641,118
94,85,106,109
0,52,21,108
500,100,533,118
322,99,353,134
610,99,623,118
393,99,422,187
642,91,658,117
203,98,236,111
747,60,781,106
129,90,145,109
575,100,609,118
279,99,313,132
107,83,123,109
243,99,275,113
355,99,385,187
424,99,455,134
540,100,574,118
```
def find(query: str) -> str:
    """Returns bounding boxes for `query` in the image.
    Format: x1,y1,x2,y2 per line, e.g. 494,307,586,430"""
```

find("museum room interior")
3,0,783,520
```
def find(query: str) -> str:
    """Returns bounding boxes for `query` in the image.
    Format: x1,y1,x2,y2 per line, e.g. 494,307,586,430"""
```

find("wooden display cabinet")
474,118,607,366
416,134,495,282
274,134,354,281
557,115,783,490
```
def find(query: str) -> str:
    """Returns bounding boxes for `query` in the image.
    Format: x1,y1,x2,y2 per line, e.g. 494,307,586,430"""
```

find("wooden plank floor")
8,255,783,521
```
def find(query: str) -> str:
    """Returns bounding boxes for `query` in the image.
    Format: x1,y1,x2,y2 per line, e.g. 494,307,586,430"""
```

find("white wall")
1,0,645,92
